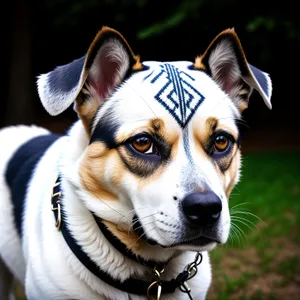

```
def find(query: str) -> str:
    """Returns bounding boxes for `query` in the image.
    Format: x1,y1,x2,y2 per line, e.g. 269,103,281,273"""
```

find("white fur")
37,66,85,116
0,59,271,300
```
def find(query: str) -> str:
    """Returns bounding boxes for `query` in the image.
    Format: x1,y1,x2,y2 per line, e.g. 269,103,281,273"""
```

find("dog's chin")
158,235,220,252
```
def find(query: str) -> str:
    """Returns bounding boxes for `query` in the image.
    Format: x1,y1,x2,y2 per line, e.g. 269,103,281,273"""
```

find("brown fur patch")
194,117,218,151
79,141,121,200
115,118,178,146
206,117,218,133
150,118,162,132
75,90,99,137
194,56,207,70
238,101,248,112
152,118,179,147
225,149,240,197
193,116,240,194
102,220,151,255
132,55,144,71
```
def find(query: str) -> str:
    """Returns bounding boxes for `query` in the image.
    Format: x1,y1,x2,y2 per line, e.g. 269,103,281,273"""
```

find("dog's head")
37,27,272,253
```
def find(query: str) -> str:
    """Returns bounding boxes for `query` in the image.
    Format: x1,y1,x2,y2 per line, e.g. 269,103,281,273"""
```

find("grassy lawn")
15,151,300,299
207,151,300,300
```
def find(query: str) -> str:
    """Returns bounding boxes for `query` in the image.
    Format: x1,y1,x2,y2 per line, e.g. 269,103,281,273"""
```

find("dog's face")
38,27,272,253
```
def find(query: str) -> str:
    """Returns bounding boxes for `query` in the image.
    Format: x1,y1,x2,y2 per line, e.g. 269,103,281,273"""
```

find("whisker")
81,178,126,219
136,227,157,243
127,213,159,235
230,202,251,211
230,222,246,247
231,217,255,232
230,210,265,224
116,206,151,230
124,82,158,118
229,224,242,246
231,216,262,238
132,220,156,233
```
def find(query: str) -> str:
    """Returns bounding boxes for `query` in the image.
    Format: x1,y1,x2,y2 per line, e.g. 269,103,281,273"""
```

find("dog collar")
51,177,202,298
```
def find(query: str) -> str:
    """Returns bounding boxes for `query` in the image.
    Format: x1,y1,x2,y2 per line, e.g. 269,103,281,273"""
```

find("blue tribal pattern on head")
144,63,205,128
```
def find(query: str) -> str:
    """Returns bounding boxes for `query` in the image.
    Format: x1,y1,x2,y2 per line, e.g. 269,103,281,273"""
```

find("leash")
51,177,202,299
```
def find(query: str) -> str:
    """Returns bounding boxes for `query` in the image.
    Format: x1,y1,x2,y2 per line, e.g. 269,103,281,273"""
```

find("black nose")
182,191,222,226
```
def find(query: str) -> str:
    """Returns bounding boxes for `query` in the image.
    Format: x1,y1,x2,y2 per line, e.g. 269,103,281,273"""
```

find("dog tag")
147,281,162,300
156,283,162,300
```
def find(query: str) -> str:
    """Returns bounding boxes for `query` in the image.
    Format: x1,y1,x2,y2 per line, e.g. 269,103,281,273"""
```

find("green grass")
208,151,300,299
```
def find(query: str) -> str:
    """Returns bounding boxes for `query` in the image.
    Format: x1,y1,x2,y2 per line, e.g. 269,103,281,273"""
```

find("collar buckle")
51,181,62,230
179,252,203,300
147,266,164,300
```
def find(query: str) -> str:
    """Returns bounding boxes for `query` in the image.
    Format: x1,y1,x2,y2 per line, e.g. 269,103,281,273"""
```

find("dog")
0,26,272,300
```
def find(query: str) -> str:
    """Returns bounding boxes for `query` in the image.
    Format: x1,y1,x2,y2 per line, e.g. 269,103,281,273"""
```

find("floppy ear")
194,28,272,111
37,26,143,133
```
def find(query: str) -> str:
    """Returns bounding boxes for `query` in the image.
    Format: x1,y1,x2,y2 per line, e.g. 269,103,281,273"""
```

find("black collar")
94,215,166,270
52,176,198,296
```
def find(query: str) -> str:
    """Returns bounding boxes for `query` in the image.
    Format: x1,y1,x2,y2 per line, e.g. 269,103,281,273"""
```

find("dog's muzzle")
133,191,223,248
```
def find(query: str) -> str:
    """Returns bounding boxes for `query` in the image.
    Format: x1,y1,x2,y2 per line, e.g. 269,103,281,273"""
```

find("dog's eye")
214,135,229,152
131,136,156,154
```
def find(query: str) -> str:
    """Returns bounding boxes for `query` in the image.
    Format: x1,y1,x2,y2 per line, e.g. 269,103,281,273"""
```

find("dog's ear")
37,26,143,132
194,28,272,111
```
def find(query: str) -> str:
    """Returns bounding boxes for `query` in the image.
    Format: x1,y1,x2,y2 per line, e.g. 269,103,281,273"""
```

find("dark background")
2,0,300,152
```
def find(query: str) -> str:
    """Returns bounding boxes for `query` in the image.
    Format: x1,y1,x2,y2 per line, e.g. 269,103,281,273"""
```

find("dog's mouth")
132,214,220,248
168,235,220,248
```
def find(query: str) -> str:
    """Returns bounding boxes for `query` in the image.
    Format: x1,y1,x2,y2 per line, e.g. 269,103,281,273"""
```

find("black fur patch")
5,134,61,237
48,56,85,94
90,108,120,148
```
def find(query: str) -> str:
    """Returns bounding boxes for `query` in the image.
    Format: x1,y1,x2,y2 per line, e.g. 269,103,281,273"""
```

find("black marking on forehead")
144,63,205,128
90,110,120,148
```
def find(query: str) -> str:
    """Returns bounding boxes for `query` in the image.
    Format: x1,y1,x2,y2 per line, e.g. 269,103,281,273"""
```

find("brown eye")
132,136,153,153
214,135,229,152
